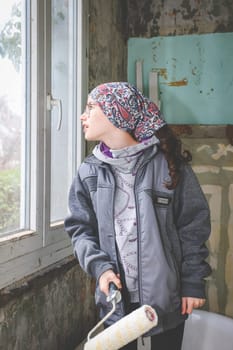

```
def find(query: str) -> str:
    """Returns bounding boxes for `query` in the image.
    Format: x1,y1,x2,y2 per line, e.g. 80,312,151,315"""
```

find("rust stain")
152,68,168,80
159,68,168,80
163,78,188,87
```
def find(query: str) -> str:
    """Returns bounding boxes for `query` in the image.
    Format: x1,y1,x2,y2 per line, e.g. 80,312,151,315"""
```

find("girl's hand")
181,297,206,315
99,269,122,296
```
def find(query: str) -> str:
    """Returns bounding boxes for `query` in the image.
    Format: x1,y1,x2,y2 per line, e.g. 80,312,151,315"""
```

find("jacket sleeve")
64,169,116,281
174,164,212,298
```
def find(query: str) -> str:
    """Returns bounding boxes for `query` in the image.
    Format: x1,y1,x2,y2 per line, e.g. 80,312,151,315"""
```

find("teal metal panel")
128,33,233,124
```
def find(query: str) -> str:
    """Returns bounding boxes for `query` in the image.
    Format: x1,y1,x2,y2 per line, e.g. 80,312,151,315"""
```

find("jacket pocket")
151,191,181,295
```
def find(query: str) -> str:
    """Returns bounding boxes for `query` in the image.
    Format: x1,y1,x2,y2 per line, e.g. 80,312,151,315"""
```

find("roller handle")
109,282,117,294
106,282,122,304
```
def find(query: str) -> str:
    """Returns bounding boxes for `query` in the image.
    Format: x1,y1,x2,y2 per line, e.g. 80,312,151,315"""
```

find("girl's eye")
87,103,96,112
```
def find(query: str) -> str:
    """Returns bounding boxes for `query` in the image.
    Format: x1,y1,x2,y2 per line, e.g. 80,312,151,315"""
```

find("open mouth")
82,124,88,132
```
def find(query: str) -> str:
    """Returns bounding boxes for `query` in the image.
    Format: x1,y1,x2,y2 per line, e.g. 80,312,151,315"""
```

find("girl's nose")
80,111,87,120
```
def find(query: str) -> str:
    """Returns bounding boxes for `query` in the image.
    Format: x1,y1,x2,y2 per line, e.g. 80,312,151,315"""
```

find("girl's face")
80,97,117,142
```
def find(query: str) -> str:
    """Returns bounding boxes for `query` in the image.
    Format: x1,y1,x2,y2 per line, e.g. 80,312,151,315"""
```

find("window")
0,0,26,235
0,0,88,289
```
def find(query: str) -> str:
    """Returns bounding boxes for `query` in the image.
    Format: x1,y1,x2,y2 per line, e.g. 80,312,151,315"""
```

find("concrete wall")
87,0,128,153
127,0,233,37
179,126,233,318
88,0,128,90
0,258,97,350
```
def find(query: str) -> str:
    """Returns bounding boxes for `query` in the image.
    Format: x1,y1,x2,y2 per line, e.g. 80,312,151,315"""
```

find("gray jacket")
65,147,211,335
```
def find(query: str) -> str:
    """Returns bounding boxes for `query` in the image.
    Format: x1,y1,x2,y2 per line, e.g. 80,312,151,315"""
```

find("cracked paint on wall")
182,137,233,317
127,0,233,37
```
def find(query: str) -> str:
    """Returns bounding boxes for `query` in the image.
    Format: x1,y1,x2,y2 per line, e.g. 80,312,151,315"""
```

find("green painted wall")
128,33,233,124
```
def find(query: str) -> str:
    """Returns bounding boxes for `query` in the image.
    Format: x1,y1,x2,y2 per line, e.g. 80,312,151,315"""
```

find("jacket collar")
84,144,159,168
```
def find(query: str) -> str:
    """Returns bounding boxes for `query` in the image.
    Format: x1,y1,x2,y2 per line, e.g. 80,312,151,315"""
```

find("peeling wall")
127,0,233,318
128,33,233,124
0,258,97,350
87,0,128,155
88,0,128,90
127,0,233,37
180,127,233,317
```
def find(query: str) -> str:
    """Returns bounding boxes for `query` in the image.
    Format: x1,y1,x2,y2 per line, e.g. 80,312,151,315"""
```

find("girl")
65,82,211,350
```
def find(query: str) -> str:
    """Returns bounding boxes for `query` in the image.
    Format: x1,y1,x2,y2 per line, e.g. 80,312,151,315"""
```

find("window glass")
0,0,27,234
50,0,76,223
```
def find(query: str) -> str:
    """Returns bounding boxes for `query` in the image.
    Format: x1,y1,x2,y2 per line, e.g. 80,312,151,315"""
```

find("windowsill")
0,220,65,244
50,220,64,229
0,230,36,244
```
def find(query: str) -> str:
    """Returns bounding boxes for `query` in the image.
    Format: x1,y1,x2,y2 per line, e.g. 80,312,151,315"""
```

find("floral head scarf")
89,82,166,141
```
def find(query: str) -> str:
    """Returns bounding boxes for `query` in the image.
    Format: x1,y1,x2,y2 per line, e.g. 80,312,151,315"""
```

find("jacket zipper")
134,169,143,306
109,165,126,316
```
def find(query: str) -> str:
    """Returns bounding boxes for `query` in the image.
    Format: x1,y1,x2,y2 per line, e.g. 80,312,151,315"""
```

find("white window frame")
0,0,88,290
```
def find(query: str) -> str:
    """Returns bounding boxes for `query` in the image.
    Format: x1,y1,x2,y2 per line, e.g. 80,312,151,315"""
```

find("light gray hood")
92,135,159,174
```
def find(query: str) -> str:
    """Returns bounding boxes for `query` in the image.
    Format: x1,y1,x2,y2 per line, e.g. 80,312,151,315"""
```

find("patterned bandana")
89,82,166,141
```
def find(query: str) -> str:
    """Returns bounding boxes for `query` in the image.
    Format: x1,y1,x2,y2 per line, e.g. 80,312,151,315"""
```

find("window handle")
47,93,62,131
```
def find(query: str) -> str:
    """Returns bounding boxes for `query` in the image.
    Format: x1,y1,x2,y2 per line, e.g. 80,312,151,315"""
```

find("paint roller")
84,283,158,350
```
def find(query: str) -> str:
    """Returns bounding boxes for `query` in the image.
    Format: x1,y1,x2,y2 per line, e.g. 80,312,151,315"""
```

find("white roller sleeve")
84,305,158,350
